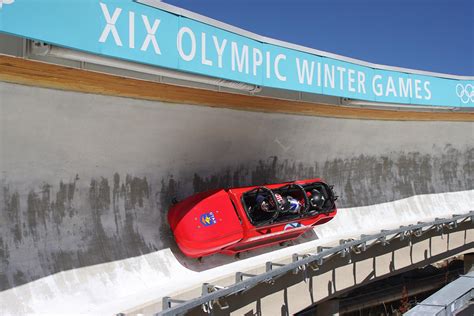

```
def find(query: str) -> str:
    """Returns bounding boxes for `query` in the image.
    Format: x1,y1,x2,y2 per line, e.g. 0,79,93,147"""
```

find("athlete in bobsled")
255,194,297,214
273,193,302,213
256,189,326,214
308,189,326,210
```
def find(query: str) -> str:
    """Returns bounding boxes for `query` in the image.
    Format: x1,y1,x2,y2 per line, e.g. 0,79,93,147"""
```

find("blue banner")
0,0,472,107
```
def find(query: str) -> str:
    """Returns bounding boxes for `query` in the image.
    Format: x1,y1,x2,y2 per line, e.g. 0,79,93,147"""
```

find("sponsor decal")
200,212,217,227
284,222,303,230
0,0,14,10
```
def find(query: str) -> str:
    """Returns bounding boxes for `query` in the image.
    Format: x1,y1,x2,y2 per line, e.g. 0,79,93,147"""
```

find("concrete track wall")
0,82,473,295
1,190,472,315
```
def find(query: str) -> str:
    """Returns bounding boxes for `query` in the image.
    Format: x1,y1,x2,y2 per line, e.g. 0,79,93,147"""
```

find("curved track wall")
0,81,473,292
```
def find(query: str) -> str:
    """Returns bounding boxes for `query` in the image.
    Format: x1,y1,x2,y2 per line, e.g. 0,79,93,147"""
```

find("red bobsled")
168,178,338,258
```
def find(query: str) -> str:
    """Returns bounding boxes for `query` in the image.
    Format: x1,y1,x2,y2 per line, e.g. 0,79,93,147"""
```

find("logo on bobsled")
200,212,217,227
284,222,303,230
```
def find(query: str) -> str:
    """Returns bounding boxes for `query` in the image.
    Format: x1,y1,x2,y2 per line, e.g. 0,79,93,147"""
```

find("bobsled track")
0,60,474,315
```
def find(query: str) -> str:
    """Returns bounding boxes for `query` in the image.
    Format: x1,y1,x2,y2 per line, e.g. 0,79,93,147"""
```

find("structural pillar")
316,299,339,316
464,253,474,274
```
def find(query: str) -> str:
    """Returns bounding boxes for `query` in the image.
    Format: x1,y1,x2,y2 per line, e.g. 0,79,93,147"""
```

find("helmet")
256,194,274,212
274,193,284,206
310,189,325,209
286,196,301,213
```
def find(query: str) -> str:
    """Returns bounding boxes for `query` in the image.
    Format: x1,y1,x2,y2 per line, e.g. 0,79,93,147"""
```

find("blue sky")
164,0,473,76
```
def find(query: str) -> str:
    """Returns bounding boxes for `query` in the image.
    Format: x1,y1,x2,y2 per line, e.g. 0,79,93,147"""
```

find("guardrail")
157,211,474,316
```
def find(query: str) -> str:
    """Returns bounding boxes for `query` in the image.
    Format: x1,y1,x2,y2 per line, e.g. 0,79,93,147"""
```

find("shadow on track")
169,229,320,272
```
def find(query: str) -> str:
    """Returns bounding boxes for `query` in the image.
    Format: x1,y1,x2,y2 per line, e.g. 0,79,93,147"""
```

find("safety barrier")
158,211,474,315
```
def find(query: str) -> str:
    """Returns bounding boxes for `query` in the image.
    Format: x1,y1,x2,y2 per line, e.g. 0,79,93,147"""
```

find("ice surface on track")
1,82,473,315
0,190,472,315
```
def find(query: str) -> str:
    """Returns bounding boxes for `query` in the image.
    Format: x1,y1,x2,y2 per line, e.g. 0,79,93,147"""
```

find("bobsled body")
168,178,337,258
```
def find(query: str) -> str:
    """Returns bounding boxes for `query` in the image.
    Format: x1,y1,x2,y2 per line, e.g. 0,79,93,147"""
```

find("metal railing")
157,211,474,316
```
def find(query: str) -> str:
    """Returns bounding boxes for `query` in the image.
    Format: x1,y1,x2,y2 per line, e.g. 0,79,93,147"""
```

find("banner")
1,0,472,107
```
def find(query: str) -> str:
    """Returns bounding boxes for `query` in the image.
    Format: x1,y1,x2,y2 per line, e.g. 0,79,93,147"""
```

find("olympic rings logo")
0,0,15,10
456,84,474,104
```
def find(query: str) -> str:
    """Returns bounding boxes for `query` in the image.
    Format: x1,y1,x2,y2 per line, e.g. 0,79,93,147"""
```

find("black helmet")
310,189,325,209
